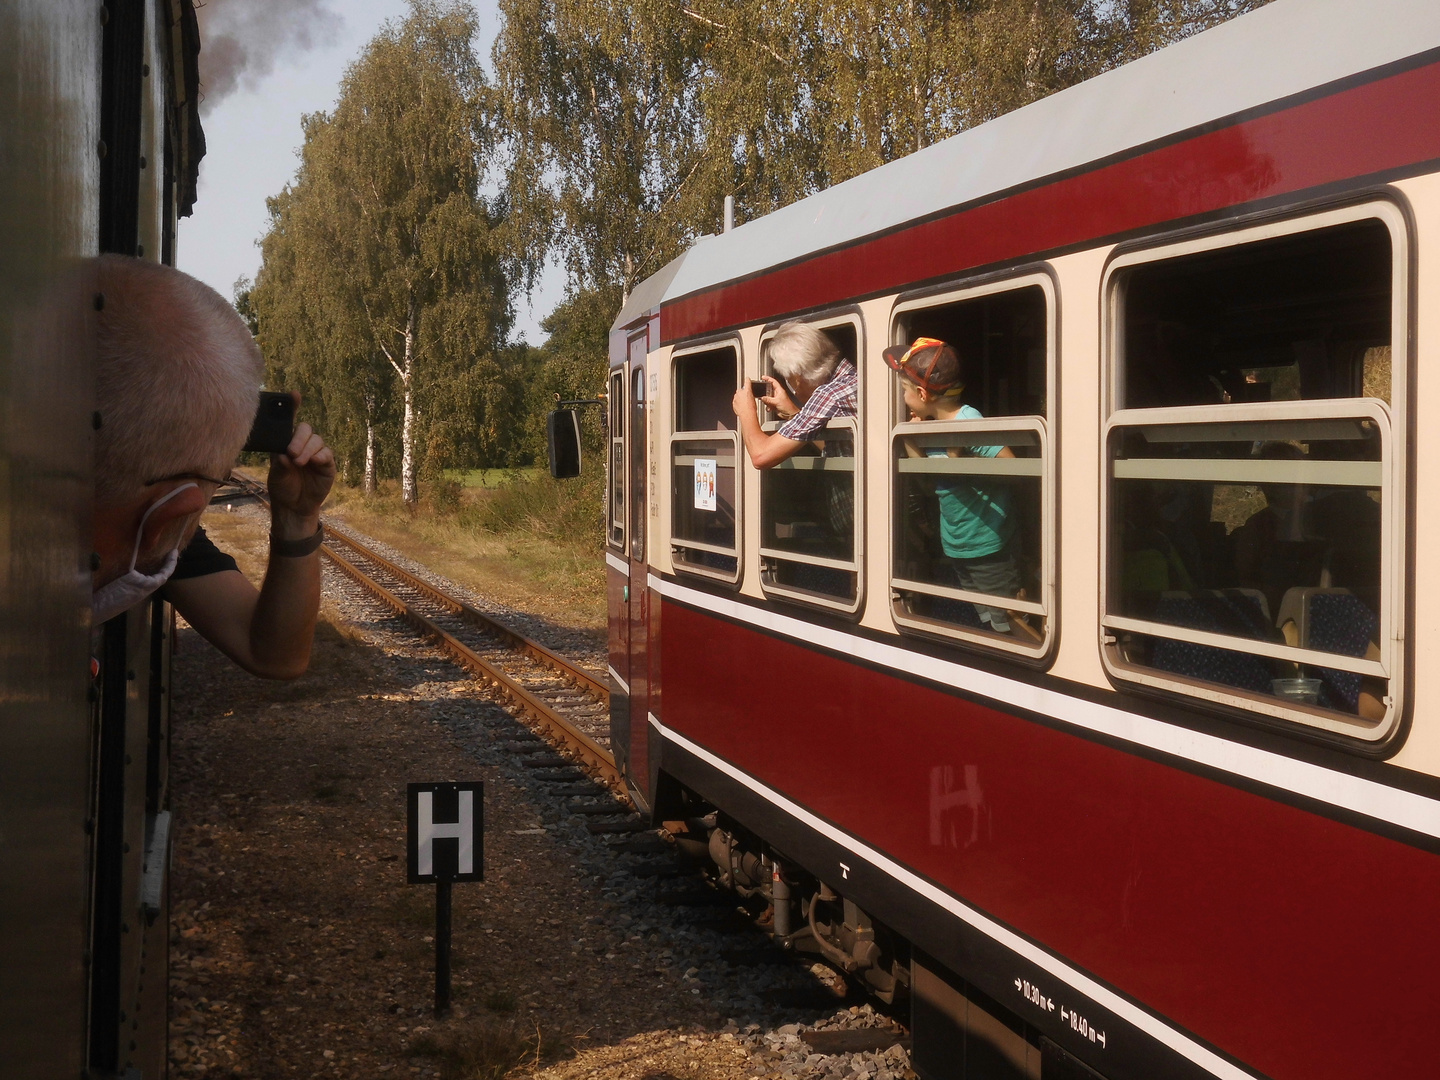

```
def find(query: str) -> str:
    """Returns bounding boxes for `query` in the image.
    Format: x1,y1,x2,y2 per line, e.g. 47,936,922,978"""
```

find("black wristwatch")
270,525,324,558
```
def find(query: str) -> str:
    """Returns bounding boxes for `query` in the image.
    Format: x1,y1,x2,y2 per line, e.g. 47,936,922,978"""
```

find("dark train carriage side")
0,1,204,1076
600,2,1440,1078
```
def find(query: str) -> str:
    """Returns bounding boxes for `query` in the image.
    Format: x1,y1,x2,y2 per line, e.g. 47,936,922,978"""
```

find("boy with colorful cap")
883,337,1026,637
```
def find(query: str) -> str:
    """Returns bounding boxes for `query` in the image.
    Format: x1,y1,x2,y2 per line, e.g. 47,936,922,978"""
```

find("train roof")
615,0,1440,336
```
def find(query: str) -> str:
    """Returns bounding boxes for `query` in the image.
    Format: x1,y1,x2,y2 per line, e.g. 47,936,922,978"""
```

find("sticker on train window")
670,341,742,583
693,458,716,511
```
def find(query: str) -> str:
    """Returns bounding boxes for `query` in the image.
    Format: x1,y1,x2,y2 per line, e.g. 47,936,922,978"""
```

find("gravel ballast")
167,501,917,1078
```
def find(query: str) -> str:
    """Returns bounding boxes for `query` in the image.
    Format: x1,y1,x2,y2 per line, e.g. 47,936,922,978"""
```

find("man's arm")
165,420,335,679
731,384,804,468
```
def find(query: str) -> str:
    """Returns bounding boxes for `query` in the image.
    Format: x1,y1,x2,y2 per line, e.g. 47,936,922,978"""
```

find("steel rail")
226,474,605,698
223,472,623,792
320,540,623,789
321,529,610,701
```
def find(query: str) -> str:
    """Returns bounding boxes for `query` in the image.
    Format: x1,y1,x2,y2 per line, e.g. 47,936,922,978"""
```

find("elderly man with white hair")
91,255,336,679
730,319,857,468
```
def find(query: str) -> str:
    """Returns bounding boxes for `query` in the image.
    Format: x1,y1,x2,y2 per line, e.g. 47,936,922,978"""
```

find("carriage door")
606,367,631,770
626,334,652,799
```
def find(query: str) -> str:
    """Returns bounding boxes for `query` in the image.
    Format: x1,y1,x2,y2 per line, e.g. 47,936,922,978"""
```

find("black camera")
243,391,296,454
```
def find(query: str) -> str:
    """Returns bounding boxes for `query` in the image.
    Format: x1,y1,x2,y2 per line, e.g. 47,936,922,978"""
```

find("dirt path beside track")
167,502,914,1080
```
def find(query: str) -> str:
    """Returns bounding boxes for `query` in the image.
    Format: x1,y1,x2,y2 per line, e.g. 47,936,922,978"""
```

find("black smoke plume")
193,0,343,114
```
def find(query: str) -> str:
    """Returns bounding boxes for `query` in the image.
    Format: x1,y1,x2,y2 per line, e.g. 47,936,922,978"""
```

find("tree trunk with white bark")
363,395,377,494
399,311,418,506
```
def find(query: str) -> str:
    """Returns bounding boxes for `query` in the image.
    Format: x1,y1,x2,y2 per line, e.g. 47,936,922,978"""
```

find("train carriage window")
758,318,863,613
670,342,742,582
1102,207,1407,740
889,279,1055,657
608,370,625,551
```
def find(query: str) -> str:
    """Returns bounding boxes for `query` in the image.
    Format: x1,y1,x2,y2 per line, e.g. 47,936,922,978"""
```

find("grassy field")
442,467,545,488
316,468,607,632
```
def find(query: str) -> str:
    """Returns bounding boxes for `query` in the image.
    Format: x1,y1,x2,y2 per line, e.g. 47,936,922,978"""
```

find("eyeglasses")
144,471,232,487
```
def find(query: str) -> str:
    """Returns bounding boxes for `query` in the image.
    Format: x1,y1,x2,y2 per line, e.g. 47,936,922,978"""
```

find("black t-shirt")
171,525,239,580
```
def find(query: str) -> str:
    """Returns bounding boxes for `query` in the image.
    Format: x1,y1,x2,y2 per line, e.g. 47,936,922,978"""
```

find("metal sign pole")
407,781,482,1021
435,879,452,1017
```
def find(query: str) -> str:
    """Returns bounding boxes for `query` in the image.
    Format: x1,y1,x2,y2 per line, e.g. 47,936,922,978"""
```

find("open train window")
888,276,1055,658
1101,204,1407,742
757,315,863,614
607,369,625,552
670,341,742,583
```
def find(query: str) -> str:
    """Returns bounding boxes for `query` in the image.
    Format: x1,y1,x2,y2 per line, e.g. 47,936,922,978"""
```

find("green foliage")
520,284,618,460
427,476,464,513
462,466,605,549
492,0,713,296
251,0,513,504
247,0,1270,515
493,0,1272,278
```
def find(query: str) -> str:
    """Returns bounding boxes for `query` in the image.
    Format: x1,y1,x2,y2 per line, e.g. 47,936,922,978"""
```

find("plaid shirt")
777,359,858,441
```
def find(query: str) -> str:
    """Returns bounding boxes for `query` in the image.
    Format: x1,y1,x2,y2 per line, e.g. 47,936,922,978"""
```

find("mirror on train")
547,409,582,478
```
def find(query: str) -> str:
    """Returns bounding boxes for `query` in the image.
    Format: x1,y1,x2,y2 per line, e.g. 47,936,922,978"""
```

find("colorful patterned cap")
882,337,961,394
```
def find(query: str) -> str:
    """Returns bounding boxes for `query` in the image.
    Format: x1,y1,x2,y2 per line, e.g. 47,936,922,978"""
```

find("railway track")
223,474,624,796
213,474,885,1023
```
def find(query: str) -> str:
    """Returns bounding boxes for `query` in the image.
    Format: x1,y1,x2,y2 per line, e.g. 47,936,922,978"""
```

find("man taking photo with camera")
90,254,336,679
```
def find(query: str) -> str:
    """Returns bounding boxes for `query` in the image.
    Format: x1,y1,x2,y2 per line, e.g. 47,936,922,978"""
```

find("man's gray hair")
768,321,841,386
95,255,264,505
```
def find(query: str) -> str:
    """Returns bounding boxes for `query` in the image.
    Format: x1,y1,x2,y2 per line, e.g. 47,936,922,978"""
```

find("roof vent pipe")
723,195,734,233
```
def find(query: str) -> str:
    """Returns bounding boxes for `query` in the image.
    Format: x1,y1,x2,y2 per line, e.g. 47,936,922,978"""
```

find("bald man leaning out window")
90,255,336,680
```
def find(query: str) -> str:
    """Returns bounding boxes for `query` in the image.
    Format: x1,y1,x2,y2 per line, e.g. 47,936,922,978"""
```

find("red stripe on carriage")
661,59,1440,344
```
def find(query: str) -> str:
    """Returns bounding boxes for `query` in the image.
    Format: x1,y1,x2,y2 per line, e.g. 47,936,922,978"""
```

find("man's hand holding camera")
268,412,336,543
731,374,799,425
164,394,336,679
91,255,338,681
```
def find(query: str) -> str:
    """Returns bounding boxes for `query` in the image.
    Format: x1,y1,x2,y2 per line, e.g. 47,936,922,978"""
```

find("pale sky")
177,0,563,344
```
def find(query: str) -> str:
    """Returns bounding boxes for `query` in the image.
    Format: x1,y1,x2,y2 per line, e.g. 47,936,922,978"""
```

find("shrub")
427,477,464,514
462,467,603,551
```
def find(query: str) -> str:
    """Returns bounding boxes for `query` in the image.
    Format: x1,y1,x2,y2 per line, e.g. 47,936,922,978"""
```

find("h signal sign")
407,782,484,884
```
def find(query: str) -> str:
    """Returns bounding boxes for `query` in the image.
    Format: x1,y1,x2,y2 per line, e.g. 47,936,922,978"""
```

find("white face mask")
91,483,198,625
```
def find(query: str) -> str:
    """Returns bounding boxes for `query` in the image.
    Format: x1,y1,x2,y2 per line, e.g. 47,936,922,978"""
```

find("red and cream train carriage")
596,1,1440,1076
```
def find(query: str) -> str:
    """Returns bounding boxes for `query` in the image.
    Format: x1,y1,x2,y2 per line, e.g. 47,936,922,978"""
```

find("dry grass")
234,467,606,632
406,1019,555,1080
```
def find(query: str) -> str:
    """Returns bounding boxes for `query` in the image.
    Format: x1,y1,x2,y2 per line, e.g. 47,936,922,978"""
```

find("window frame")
606,367,626,555
887,271,1057,660
628,336,647,565
668,336,744,585
756,310,866,616
1098,199,1410,742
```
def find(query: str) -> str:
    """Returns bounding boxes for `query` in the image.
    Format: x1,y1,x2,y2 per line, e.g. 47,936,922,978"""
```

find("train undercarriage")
658,785,1105,1080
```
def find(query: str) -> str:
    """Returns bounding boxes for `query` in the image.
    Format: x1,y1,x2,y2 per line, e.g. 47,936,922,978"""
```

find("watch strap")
270,525,324,558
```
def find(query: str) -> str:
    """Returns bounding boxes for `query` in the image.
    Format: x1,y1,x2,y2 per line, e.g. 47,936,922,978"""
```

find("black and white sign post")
407,782,483,1017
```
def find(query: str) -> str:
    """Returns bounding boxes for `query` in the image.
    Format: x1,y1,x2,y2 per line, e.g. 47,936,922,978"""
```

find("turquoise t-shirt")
927,405,1014,559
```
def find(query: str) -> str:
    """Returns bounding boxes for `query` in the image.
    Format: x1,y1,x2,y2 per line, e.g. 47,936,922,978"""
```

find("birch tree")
252,118,398,492
492,0,714,299
312,0,510,504
493,0,1270,302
